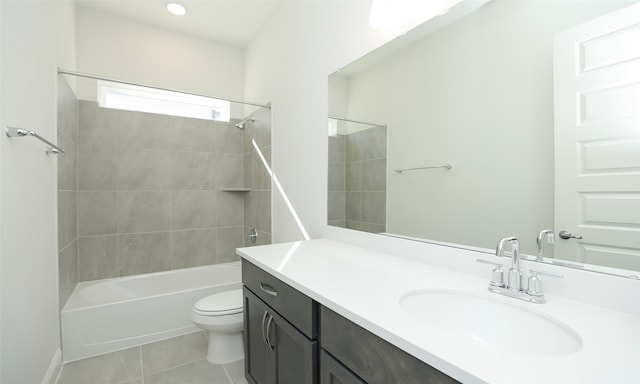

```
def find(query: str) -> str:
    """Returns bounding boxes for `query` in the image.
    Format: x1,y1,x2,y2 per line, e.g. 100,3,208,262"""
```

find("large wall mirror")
328,0,640,276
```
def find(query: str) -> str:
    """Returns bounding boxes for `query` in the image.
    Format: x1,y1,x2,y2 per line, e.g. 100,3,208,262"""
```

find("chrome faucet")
536,229,555,262
496,236,522,291
477,236,563,304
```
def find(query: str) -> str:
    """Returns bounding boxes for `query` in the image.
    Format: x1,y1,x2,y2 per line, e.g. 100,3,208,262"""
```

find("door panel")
554,2,640,271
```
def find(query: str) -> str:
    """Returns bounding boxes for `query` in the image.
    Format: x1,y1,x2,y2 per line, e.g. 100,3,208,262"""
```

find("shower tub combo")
61,261,241,362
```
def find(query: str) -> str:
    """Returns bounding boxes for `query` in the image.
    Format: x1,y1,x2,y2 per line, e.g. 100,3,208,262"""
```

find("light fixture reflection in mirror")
328,0,640,276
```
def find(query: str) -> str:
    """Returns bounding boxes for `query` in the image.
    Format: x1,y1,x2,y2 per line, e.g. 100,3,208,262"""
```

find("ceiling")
74,0,288,47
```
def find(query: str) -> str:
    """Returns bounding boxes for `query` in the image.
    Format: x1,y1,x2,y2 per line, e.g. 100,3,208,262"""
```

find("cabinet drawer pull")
260,282,278,297
265,313,275,351
261,311,269,346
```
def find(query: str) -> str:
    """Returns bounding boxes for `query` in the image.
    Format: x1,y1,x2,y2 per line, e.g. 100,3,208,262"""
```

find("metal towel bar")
5,127,64,155
394,164,452,174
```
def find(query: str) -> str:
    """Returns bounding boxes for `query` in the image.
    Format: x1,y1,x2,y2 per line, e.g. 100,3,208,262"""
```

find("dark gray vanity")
242,260,459,384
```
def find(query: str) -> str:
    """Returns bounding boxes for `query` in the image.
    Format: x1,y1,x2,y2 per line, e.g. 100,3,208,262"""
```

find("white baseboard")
42,348,62,384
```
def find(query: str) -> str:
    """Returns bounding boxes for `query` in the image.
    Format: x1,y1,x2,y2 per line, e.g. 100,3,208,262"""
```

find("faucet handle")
527,269,563,297
477,259,505,288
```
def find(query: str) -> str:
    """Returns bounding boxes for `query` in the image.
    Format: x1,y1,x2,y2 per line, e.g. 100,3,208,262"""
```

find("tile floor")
57,331,248,384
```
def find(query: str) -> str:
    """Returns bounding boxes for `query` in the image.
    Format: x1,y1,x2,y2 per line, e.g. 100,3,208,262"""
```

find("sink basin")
399,289,582,356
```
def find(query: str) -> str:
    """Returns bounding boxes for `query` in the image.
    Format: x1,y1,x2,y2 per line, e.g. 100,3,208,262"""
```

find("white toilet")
192,288,244,364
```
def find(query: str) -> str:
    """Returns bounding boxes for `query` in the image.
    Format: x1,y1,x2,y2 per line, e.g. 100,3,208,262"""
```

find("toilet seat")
194,288,243,316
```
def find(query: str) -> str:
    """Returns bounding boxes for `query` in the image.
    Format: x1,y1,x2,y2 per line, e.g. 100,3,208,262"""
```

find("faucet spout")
496,237,522,291
536,229,555,262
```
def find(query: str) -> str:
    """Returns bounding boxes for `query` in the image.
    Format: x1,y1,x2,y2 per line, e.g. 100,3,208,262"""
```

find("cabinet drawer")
242,260,317,338
320,306,460,384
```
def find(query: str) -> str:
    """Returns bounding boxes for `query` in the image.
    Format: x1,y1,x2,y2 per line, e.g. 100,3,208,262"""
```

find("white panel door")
554,2,640,272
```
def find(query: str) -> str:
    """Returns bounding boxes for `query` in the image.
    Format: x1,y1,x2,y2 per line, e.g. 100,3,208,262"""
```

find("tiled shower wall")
242,107,272,247
328,126,387,234
57,74,272,304
58,77,79,308
74,100,247,281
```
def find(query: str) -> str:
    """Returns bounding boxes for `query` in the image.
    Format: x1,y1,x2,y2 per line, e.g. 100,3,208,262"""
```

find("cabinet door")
320,350,366,384
244,287,276,384
244,287,318,384
269,306,318,384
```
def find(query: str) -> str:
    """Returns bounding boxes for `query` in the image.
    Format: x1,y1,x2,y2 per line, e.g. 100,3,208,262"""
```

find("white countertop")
237,239,640,384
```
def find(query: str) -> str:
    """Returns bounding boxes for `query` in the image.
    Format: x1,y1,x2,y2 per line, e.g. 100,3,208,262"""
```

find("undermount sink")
399,289,583,356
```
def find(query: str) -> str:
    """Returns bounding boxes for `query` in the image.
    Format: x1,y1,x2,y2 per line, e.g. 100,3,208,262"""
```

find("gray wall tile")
327,191,345,221
362,158,387,191
328,162,345,192
58,191,77,251
216,122,243,154
57,130,77,191
77,145,117,190
77,191,118,236
78,235,119,281
217,226,244,263
171,151,215,190
171,190,217,230
119,232,171,276
171,229,217,269
217,191,244,227
118,112,178,150
58,240,78,310
78,101,125,147
252,145,271,191
117,148,172,190
345,161,362,192
118,191,171,233
70,102,271,281
328,134,345,163
345,192,361,222
361,191,386,225
216,153,243,188
172,117,217,152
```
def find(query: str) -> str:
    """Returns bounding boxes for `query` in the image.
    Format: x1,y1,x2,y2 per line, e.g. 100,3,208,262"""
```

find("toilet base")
206,331,244,365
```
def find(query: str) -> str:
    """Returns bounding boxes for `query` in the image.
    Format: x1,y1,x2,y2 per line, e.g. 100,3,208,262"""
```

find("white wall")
0,1,76,383
75,6,245,104
245,1,398,242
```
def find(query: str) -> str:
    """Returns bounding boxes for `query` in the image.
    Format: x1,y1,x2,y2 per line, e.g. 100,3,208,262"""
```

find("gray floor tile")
57,347,141,384
143,360,231,384
223,360,248,384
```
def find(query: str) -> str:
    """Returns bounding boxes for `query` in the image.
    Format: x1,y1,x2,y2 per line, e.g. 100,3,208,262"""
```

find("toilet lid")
194,289,243,315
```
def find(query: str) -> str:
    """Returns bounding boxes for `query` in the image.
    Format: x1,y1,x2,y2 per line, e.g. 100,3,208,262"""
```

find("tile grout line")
221,364,234,384
139,345,145,384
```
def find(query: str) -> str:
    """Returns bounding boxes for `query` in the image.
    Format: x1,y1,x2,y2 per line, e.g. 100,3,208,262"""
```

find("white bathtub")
61,262,241,362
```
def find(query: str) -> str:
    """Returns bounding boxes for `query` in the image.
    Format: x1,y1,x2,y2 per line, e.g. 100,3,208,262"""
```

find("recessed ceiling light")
167,2,186,16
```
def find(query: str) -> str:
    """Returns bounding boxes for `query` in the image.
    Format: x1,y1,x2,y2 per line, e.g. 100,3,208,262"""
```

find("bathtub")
61,262,241,362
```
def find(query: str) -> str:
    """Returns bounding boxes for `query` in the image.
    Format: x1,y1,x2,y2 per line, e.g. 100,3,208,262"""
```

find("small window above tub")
97,80,231,122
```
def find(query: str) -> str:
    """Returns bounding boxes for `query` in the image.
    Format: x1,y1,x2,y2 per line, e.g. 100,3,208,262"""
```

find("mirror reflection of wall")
328,0,635,261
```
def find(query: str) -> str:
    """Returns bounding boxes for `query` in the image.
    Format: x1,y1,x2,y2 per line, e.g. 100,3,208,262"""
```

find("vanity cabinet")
320,350,366,384
242,260,318,384
242,260,458,384
320,306,460,384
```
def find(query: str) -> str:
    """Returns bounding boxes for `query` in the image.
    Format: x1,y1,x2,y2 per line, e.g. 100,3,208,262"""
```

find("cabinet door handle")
260,282,278,297
265,313,275,351
261,311,269,346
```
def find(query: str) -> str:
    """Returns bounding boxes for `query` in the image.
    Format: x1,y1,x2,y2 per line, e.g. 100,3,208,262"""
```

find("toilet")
192,288,244,364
